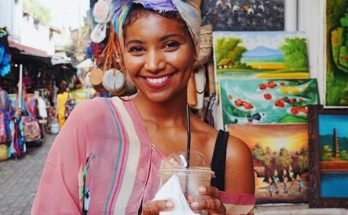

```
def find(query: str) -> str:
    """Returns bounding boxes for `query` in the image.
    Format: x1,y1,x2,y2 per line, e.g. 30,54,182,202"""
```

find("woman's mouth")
144,75,172,89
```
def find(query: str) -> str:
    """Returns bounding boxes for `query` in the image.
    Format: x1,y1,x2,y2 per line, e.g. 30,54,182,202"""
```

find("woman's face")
122,11,195,103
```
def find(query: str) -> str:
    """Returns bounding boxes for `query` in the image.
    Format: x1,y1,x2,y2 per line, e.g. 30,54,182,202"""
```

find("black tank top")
210,130,229,191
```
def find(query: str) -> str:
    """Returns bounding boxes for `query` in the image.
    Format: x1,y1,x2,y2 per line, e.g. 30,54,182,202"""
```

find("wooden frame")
308,105,348,208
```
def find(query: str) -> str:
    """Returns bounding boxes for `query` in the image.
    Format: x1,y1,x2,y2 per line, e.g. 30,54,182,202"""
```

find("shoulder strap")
210,129,229,191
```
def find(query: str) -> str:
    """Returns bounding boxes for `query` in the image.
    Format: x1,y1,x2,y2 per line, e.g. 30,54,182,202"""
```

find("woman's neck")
133,95,188,127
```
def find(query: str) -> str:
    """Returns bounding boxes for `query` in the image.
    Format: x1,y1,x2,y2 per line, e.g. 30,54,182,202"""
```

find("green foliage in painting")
275,148,292,169
279,38,308,70
215,37,246,66
321,144,334,161
340,150,348,160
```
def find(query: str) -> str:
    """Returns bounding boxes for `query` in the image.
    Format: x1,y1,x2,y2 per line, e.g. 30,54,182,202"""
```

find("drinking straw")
186,104,191,168
185,105,191,196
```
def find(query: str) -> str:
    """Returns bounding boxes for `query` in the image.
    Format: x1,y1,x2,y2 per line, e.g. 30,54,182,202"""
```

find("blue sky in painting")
213,31,306,50
319,114,348,137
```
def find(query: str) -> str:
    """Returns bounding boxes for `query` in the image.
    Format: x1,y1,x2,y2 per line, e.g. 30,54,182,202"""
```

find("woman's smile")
143,74,172,90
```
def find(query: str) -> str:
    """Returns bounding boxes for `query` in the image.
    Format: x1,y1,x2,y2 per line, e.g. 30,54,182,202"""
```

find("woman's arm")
225,136,255,194
220,135,255,214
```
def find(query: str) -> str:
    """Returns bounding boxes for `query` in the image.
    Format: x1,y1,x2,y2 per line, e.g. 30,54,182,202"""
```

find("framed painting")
325,0,348,106
201,0,296,31
308,105,348,208
227,123,309,204
220,78,319,126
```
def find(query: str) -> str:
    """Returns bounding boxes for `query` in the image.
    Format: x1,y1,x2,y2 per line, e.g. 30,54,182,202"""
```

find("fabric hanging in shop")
0,27,11,77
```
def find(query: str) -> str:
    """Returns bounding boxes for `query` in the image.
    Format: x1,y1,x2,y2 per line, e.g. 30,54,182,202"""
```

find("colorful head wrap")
110,0,202,55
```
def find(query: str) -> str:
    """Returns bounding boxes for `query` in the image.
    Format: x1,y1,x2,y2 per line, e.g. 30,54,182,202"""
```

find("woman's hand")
189,185,226,215
142,199,175,215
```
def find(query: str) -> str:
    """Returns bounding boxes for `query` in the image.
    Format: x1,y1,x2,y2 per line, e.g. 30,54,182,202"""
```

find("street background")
0,135,55,215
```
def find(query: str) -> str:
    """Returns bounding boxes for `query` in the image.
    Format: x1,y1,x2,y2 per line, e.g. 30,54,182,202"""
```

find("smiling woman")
31,1,255,214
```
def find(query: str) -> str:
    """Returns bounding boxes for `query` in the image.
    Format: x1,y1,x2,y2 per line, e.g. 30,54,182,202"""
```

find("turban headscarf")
110,0,202,55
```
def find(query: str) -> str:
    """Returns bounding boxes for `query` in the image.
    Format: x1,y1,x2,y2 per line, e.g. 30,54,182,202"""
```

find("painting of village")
220,78,319,126
325,0,348,106
213,31,310,80
201,0,286,31
318,114,348,198
227,124,309,204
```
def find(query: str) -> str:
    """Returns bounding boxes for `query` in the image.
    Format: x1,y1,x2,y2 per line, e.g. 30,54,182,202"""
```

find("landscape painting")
319,114,348,198
227,123,309,204
308,106,348,208
213,31,310,80
220,78,319,126
325,0,348,106
201,0,286,31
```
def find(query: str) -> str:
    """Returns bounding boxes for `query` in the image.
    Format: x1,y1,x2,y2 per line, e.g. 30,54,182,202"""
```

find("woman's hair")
123,4,192,42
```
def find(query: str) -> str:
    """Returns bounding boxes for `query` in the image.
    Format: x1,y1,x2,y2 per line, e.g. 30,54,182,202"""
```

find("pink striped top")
31,97,255,214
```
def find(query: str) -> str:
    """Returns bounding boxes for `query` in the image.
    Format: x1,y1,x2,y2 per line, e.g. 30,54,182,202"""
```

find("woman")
55,80,69,128
32,1,255,214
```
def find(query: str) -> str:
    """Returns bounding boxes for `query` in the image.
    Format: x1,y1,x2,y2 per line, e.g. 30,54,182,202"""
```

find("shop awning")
8,39,50,58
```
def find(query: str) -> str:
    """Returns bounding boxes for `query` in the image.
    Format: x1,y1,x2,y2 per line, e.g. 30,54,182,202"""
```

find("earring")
102,68,126,95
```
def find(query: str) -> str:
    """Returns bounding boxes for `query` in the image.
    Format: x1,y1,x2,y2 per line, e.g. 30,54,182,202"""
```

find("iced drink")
159,151,214,201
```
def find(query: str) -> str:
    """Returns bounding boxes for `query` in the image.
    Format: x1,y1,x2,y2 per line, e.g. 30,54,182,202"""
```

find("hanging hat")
90,0,111,43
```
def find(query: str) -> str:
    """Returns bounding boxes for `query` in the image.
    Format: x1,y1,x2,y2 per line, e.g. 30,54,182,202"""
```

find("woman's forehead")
124,12,189,40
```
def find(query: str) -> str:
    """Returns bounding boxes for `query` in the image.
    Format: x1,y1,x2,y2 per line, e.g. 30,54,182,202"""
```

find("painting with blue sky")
318,114,348,198
213,31,310,80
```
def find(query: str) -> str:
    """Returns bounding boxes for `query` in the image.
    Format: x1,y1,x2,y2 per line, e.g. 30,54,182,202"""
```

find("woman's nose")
144,50,165,72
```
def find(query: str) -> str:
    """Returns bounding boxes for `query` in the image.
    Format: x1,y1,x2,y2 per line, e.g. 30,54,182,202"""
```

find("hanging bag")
22,101,41,142
64,93,75,119
0,111,7,143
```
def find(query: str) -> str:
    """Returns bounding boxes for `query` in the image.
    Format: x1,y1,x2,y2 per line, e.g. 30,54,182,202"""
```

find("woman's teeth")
146,76,169,84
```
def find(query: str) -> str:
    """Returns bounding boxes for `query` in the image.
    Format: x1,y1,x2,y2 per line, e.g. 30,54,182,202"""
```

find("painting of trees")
279,38,308,70
215,37,248,69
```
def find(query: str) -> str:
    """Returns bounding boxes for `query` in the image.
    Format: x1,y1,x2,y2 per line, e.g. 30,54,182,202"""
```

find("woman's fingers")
191,198,225,214
199,185,220,198
142,200,174,215
190,186,226,214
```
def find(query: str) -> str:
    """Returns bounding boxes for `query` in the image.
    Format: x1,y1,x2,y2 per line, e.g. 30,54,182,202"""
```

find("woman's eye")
164,41,180,50
128,46,144,55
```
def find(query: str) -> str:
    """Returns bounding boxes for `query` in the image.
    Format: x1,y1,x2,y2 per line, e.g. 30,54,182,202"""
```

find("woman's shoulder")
226,134,251,161
68,97,113,121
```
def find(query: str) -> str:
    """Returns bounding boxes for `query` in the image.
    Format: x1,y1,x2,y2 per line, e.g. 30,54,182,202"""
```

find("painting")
308,105,348,208
227,123,309,204
201,0,286,31
325,0,348,106
220,78,319,126
213,31,310,80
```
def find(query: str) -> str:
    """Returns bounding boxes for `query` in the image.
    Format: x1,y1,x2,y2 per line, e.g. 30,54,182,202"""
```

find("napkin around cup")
153,174,198,215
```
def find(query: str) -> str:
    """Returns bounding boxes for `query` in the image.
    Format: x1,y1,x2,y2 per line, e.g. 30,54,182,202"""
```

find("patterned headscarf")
111,0,202,55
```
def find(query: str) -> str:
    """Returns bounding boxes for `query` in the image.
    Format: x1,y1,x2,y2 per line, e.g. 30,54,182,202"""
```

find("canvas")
201,0,286,31
219,78,319,126
227,123,309,204
325,0,348,106
213,31,310,80
308,105,348,208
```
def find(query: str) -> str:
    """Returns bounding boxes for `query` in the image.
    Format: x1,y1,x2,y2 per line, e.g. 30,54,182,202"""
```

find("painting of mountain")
213,31,310,79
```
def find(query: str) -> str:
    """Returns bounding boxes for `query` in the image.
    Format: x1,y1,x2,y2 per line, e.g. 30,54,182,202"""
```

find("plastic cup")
159,151,215,201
